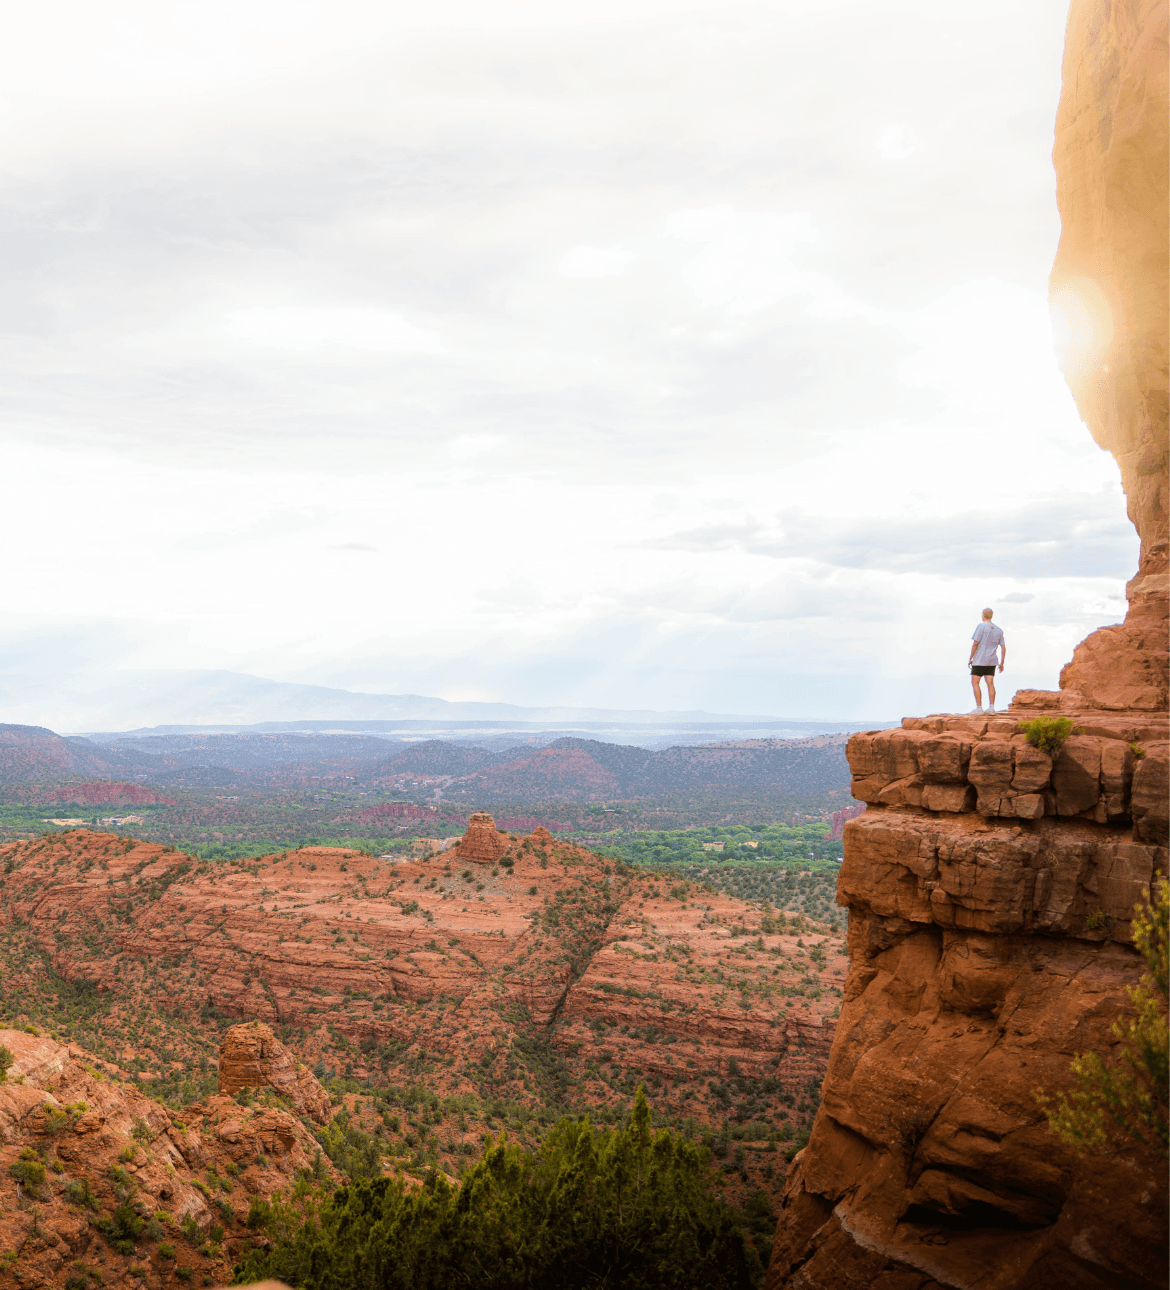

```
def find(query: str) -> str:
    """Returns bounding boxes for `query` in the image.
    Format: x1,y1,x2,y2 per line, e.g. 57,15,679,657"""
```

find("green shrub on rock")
1037,878,1169,1157
1018,716,1080,755
7,1147,46,1188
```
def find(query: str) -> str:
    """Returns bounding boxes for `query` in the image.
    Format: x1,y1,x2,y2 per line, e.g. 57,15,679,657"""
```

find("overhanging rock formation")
765,2,1169,1286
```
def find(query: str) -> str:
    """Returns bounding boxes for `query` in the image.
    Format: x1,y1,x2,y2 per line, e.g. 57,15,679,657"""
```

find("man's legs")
971,674,985,709
986,673,997,708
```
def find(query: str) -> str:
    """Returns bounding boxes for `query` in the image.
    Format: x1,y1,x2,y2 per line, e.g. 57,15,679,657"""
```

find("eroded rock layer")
764,716,1168,1290
0,819,844,1173
765,2,1169,1284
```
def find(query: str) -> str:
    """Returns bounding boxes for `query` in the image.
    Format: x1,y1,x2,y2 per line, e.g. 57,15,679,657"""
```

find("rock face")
217,1021,331,1124
764,724,1168,1290
765,4,1169,1286
451,810,512,864
0,1027,332,1289
1043,0,1169,712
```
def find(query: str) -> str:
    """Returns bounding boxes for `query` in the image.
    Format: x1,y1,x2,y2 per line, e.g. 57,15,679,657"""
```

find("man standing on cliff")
968,608,1006,713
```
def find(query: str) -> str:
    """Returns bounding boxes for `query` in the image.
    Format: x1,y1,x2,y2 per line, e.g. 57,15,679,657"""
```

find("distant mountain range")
0,722,859,805
376,736,856,804
0,669,788,732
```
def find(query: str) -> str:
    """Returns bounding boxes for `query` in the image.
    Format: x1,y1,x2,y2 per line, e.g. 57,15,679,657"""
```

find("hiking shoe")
968,707,984,715
987,705,997,714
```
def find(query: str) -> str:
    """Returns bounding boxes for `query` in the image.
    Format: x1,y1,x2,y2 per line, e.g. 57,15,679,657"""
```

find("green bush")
7,1147,46,1187
1037,877,1168,1156
1018,716,1080,755
0,1044,13,1083
233,1089,762,1290
97,1201,145,1254
63,1177,99,1210
41,1105,70,1134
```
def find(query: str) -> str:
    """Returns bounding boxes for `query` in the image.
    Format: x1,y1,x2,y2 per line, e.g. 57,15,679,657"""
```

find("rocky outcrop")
0,1028,332,1289
1041,0,1169,712
217,1022,330,1124
764,716,1168,1289
846,713,1168,842
451,811,512,864
765,3,1169,1286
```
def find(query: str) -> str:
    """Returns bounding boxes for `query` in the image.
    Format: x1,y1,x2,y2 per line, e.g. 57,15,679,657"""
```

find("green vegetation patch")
1018,716,1081,755
234,1089,768,1290
583,822,842,870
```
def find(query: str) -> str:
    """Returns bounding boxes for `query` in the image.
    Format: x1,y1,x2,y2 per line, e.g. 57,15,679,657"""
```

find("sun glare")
1049,278,1115,383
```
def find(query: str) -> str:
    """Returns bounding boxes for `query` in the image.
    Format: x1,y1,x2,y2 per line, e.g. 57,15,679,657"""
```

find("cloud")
877,125,916,161
446,435,509,461
999,591,1035,603
330,542,379,553
223,306,444,356
0,0,1135,723
557,246,636,279
645,491,1136,580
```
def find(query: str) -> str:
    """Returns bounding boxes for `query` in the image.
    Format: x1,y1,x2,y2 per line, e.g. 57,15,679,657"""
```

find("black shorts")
970,665,996,676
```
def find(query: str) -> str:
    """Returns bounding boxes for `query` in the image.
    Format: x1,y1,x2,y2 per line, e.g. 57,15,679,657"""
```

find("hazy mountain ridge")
0,723,854,806
0,669,778,731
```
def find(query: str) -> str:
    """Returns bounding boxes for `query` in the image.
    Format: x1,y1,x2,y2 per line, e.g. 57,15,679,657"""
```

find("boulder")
1131,742,1169,844
921,783,975,813
1010,741,1053,794
1051,736,1103,816
917,733,973,784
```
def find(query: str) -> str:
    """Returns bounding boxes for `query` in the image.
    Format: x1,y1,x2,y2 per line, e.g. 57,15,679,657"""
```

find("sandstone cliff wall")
765,2,1169,1286
1045,0,1169,711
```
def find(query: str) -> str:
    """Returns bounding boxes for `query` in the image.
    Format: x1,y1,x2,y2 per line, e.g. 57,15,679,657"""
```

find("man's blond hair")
982,608,994,619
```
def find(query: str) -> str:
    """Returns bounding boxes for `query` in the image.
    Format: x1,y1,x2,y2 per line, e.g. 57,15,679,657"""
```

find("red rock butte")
452,810,513,864
766,2,1168,1287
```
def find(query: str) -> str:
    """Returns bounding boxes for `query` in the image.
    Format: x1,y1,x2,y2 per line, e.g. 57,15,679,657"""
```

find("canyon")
0,822,841,1110
0,816,847,1286
764,1,1169,1287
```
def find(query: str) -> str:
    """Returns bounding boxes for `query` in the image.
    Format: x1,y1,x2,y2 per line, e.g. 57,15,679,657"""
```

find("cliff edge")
765,2,1169,1287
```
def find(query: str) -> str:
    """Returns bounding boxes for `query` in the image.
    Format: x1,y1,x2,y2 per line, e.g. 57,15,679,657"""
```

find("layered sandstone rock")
0,1028,333,1289
217,1021,331,1124
0,826,845,1166
1040,0,1169,712
846,713,1168,841
452,811,511,864
765,3,1169,1286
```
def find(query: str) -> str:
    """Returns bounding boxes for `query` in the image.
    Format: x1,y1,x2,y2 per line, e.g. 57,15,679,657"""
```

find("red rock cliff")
1043,0,1169,712
765,3,1169,1287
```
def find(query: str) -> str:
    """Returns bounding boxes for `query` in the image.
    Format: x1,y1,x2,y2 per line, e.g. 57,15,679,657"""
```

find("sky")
0,0,1138,726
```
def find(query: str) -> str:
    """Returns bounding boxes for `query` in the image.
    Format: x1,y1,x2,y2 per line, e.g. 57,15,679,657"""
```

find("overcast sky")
0,0,1136,724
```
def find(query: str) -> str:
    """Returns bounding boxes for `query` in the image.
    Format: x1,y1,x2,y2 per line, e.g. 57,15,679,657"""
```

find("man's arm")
999,639,1006,672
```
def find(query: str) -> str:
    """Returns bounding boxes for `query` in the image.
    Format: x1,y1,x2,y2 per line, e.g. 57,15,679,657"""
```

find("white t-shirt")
971,621,1005,666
